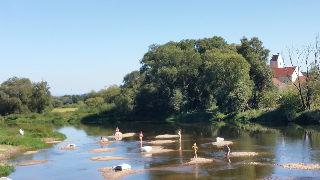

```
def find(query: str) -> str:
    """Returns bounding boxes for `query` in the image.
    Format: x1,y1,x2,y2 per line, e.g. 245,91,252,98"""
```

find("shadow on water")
5,122,320,180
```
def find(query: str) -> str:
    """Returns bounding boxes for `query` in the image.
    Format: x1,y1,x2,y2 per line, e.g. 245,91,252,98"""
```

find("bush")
0,164,15,176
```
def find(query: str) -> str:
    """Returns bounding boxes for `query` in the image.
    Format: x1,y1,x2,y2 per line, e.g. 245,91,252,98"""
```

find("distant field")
51,108,78,113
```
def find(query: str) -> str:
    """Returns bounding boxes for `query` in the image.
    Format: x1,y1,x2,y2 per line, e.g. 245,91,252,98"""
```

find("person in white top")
19,128,24,135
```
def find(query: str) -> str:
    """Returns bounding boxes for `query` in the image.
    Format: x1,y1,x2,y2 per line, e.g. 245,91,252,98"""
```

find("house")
270,53,305,83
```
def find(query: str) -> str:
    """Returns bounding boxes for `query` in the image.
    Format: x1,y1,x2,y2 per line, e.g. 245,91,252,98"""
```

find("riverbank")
0,124,66,176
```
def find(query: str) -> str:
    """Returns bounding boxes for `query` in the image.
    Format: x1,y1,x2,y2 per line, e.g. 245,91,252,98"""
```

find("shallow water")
6,122,320,180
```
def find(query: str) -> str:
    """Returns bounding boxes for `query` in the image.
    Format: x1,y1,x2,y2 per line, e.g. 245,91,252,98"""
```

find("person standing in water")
178,129,181,140
226,145,230,158
139,131,143,143
192,143,198,158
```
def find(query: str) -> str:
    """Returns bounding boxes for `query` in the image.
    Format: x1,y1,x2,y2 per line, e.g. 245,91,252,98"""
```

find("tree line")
1,36,320,124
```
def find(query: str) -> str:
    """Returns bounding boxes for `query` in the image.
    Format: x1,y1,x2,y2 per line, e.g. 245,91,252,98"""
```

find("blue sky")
1,0,319,95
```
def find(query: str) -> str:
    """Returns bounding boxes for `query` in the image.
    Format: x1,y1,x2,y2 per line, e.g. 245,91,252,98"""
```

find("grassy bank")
0,124,66,176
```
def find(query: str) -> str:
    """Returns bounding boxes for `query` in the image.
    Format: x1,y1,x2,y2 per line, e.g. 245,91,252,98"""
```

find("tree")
30,81,52,113
200,50,254,113
85,97,104,107
99,85,121,104
285,36,320,110
237,37,276,109
0,77,33,115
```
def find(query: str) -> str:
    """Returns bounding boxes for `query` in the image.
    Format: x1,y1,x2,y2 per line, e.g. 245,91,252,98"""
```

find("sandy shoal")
212,141,233,146
148,140,176,144
94,141,115,145
16,160,48,166
99,167,146,179
44,139,79,144
23,151,39,155
108,133,136,138
0,145,23,160
141,146,174,154
231,152,259,157
155,134,179,138
280,163,320,170
59,145,77,150
89,148,116,153
185,158,213,165
90,156,129,161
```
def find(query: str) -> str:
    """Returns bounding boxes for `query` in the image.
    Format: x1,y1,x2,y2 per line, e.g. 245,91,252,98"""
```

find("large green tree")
0,77,33,115
237,37,276,109
200,50,254,113
0,77,52,115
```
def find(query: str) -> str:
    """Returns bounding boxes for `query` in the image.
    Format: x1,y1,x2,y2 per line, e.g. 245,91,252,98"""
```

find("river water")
6,122,320,180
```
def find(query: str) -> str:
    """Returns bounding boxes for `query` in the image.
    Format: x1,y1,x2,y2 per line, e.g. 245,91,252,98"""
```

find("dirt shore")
99,167,146,179
185,158,213,165
89,148,116,153
16,160,48,166
23,151,39,155
155,134,178,138
90,156,129,161
212,141,233,146
148,140,176,144
141,146,174,154
0,145,23,160
280,163,320,170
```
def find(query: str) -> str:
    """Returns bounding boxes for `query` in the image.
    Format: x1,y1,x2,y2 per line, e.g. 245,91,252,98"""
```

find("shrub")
0,164,15,176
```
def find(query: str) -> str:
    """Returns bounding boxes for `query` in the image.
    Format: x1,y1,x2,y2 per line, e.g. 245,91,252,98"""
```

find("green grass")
51,108,79,113
0,124,66,149
0,164,15,176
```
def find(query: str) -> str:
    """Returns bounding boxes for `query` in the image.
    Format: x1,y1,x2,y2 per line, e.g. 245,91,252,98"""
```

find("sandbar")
148,140,176,144
95,141,115,145
90,156,128,161
108,133,136,138
185,158,213,165
59,145,76,150
155,134,179,138
212,141,233,146
23,151,39,155
89,148,116,153
16,160,48,166
44,139,79,144
280,163,320,170
231,152,259,157
141,146,174,154
99,167,146,179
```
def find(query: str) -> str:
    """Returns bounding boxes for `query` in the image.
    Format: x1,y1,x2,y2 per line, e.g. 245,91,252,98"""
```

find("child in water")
226,145,230,157
192,143,198,158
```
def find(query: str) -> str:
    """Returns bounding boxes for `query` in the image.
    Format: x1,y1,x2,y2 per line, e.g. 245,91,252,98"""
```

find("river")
5,122,320,180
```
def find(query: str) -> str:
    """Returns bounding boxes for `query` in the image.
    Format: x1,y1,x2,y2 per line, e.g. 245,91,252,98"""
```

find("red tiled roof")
271,67,296,78
272,78,286,86
296,76,307,83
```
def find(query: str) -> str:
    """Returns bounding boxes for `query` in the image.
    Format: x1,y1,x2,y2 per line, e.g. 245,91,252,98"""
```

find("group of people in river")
101,127,230,161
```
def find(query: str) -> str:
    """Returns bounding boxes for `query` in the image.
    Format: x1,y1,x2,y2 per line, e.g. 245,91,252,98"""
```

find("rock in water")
114,163,131,170
140,146,152,152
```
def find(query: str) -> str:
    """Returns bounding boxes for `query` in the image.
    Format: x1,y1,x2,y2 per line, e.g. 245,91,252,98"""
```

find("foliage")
0,164,15,176
85,97,104,107
0,77,52,116
237,37,276,109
